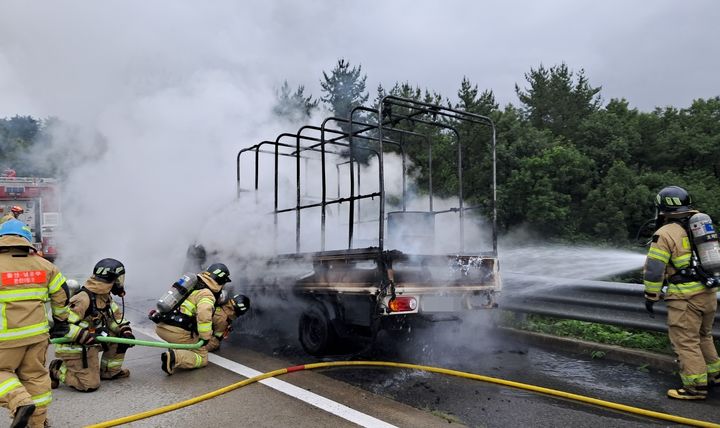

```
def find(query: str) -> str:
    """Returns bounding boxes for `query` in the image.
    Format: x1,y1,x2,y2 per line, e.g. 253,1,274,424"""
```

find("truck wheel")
298,305,337,356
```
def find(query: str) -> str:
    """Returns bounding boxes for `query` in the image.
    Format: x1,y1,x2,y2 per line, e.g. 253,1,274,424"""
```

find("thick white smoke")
0,1,665,304
0,2,312,295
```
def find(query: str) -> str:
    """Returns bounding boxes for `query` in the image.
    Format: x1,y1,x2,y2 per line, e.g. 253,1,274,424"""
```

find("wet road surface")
43,301,720,427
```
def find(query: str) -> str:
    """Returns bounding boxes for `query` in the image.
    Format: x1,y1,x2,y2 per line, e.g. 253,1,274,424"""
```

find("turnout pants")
156,324,208,370
0,339,51,428
667,290,720,387
55,342,127,391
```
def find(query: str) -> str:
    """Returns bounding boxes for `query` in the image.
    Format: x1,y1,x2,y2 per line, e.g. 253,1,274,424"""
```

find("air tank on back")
689,213,720,280
156,273,198,314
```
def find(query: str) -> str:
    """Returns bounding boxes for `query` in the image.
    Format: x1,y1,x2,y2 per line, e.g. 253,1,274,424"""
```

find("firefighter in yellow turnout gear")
155,263,230,374
49,258,133,392
0,206,23,225
207,293,250,353
643,186,720,400
0,219,72,428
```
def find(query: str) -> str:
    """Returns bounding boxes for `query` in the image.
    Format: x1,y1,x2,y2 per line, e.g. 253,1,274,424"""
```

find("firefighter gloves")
645,299,655,315
75,328,96,345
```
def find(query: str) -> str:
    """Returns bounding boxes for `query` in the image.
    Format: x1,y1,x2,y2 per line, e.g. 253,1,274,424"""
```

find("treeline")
3,61,718,245
276,60,720,244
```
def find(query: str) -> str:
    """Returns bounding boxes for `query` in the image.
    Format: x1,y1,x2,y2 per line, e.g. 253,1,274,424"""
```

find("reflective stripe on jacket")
65,277,128,336
0,238,70,347
643,221,715,299
177,288,215,340
211,301,237,340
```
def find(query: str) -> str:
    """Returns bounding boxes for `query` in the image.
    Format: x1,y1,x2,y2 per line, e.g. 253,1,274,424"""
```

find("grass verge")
503,313,674,354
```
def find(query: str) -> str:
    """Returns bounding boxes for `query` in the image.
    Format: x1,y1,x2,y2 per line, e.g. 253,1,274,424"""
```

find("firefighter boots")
101,368,130,380
667,386,708,400
49,359,62,389
10,404,35,428
709,375,720,388
161,350,176,375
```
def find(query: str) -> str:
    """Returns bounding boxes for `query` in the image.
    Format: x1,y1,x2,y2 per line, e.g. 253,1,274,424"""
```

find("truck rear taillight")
389,296,417,312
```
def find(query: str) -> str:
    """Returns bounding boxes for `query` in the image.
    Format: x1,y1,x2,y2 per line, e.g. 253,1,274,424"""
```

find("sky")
0,1,709,294
1,1,718,119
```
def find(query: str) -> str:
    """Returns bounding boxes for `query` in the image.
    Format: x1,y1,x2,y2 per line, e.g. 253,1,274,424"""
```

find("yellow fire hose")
86,360,720,428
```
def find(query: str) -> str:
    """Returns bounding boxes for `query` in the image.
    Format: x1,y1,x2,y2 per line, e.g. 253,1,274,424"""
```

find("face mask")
111,283,125,297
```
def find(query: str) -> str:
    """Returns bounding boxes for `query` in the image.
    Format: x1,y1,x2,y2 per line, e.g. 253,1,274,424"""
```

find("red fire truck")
0,169,61,261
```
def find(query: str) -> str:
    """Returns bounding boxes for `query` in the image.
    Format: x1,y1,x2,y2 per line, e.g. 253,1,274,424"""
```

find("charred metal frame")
236,96,497,258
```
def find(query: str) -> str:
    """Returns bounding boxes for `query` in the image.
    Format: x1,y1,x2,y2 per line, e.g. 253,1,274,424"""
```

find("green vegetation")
4,60,719,245
509,314,673,354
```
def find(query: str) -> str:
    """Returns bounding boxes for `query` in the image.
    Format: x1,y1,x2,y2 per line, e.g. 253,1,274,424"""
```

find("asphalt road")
40,301,720,428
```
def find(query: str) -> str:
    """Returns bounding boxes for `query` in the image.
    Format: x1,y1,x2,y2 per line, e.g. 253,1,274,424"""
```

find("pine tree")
273,80,319,122
320,59,369,122
515,63,601,140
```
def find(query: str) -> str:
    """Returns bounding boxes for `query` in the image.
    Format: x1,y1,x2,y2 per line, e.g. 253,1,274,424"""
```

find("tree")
454,78,499,217
582,161,652,242
501,144,595,237
576,98,640,177
272,80,319,122
515,63,601,140
319,59,370,162
0,116,40,175
456,77,498,116
320,59,369,122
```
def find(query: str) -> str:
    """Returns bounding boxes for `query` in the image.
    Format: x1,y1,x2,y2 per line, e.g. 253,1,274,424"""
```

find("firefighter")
0,219,77,428
49,258,133,392
0,206,23,225
643,186,720,400
155,263,230,375
207,293,250,353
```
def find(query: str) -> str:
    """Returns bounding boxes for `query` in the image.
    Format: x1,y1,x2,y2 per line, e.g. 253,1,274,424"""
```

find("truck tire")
298,305,338,356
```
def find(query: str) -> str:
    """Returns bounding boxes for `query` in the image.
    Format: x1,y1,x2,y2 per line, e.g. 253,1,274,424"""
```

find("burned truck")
232,97,501,356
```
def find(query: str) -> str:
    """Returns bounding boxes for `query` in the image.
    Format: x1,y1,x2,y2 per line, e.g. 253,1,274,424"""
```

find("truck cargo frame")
235,96,500,355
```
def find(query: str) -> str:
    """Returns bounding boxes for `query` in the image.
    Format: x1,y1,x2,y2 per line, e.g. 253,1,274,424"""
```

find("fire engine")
0,169,61,261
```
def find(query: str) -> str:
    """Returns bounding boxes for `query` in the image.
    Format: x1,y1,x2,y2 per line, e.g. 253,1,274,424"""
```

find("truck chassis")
233,97,501,356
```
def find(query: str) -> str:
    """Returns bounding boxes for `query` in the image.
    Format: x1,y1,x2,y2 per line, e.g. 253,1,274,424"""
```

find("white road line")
133,326,397,428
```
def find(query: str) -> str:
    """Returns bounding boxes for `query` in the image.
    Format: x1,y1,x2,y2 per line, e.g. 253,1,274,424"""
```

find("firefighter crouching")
643,186,720,400
49,258,132,392
207,293,250,353
150,263,230,375
0,219,74,428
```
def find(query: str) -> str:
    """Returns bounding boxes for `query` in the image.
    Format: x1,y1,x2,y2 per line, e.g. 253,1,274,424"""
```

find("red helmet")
10,206,23,215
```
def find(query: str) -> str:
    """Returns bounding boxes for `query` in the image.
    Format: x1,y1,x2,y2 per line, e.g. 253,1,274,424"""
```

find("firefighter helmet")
10,206,23,215
93,258,126,283
0,219,33,242
655,186,693,214
205,263,231,285
231,294,250,317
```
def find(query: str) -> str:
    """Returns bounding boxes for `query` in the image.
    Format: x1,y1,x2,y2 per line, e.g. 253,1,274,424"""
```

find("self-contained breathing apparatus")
673,213,720,288
148,273,200,332
652,186,720,289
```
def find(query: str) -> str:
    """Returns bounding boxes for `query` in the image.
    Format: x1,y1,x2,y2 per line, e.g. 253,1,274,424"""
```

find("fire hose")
50,336,203,349
85,360,720,428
